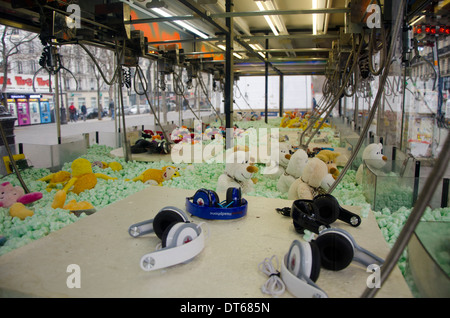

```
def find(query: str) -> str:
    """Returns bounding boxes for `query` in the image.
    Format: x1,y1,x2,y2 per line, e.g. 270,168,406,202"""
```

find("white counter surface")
0,186,412,298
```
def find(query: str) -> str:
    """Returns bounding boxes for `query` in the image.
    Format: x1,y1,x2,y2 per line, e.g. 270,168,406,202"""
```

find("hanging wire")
135,64,171,145
33,44,79,93
368,23,387,76
301,33,359,137
78,42,121,86
197,73,224,126
300,30,365,149
172,70,200,121
234,82,256,113
329,0,405,195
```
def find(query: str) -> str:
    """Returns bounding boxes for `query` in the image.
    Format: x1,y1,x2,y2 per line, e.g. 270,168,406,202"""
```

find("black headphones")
185,187,247,220
281,228,384,297
291,194,361,234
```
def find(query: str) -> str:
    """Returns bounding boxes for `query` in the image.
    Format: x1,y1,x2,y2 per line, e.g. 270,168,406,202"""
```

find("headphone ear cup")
315,231,354,271
309,241,321,282
153,208,189,240
161,222,200,249
226,187,241,207
286,240,321,282
193,188,213,207
161,222,177,248
209,190,220,207
313,194,339,225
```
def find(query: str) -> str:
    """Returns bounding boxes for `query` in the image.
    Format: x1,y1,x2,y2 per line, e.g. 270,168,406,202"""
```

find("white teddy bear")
217,150,259,194
264,142,293,179
288,157,334,200
355,143,388,185
277,149,309,193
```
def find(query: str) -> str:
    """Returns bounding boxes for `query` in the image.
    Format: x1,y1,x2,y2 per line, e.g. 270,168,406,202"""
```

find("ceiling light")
217,44,243,59
312,0,318,35
249,43,266,58
151,7,209,39
255,1,279,36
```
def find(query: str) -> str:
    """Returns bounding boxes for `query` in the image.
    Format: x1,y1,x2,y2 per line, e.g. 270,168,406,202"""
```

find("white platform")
0,186,412,298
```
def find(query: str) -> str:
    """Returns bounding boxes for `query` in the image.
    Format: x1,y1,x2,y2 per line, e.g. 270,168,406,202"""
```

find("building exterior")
0,26,121,125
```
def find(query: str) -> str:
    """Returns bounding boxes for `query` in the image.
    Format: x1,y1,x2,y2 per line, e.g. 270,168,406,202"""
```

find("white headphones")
280,228,384,298
128,206,205,271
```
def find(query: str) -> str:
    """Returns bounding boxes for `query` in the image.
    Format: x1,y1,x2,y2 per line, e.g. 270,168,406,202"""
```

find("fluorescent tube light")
255,1,279,36
218,44,243,59
312,0,318,35
151,8,209,39
249,43,266,58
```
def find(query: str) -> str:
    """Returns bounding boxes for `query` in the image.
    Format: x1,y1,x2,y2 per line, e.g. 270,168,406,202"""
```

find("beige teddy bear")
217,150,259,194
288,157,335,200
277,149,309,193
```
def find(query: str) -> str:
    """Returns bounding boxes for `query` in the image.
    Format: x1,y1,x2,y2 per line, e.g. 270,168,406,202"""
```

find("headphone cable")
258,255,286,297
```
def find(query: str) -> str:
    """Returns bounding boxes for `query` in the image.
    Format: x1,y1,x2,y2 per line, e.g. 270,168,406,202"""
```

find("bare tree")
85,45,115,120
0,26,38,106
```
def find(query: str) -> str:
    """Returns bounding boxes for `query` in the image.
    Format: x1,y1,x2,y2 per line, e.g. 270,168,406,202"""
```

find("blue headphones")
186,187,248,220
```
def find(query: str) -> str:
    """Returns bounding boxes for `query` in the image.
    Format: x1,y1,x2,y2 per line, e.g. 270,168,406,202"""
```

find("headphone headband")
186,197,248,220
186,188,247,220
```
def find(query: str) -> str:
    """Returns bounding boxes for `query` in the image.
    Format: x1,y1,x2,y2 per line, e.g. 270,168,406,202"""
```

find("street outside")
13,110,214,145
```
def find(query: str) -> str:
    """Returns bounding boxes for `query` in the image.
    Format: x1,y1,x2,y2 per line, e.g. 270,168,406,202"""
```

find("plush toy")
39,158,117,194
170,126,191,144
216,150,259,194
277,149,309,193
316,149,341,178
129,166,180,185
355,143,388,185
52,190,95,212
203,127,223,141
92,161,123,172
0,181,42,208
9,202,34,220
264,142,293,179
288,157,335,200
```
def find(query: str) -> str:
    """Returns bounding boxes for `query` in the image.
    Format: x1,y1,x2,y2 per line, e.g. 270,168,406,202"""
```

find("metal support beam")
237,33,339,41
279,74,284,117
178,0,229,35
265,36,269,124
212,8,350,18
224,0,234,149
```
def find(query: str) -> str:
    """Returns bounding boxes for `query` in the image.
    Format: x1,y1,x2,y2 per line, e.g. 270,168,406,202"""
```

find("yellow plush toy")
9,202,34,220
39,158,117,194
130,166,180,185
52,190,95,211
316,149,341,178
92,161,123,172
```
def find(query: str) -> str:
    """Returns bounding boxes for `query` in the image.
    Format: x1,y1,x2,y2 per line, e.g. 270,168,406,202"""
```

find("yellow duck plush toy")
130,166,180,185
39,158,117,194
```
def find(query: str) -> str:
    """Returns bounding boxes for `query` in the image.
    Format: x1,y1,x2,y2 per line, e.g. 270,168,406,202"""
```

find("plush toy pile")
0,118,448,298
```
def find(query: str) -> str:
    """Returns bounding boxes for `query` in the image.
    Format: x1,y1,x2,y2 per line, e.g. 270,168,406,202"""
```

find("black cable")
197,74,224,126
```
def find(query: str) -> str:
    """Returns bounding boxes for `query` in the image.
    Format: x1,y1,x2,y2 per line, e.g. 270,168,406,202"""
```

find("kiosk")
6,99,18,126
15,97,31,126
39,98,51,123
29,97,41,124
